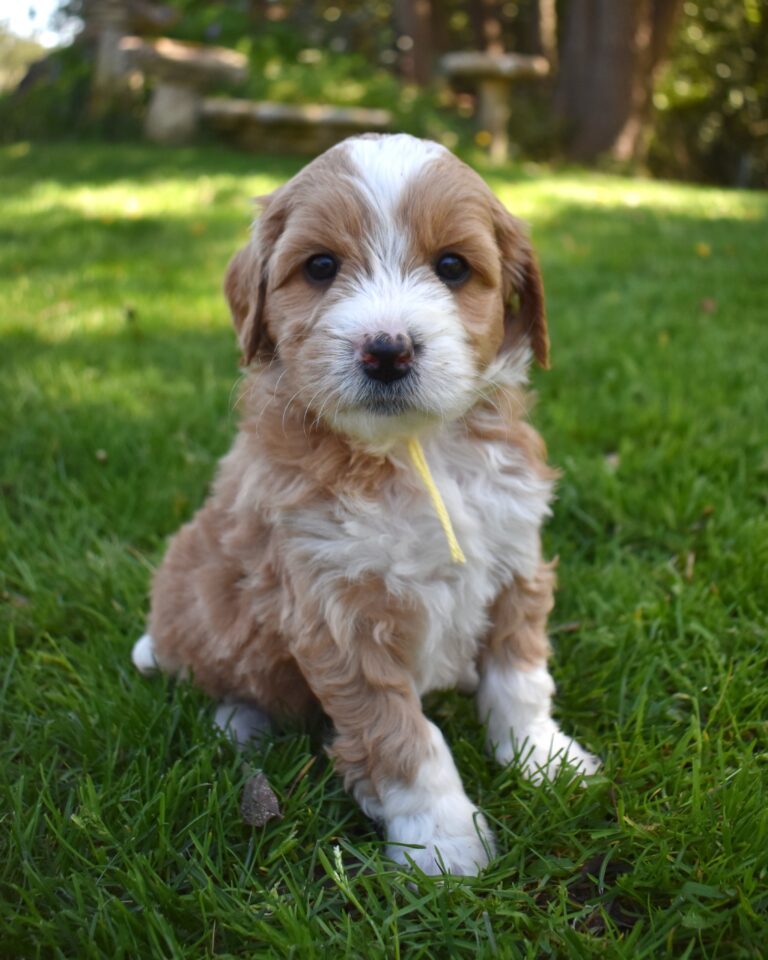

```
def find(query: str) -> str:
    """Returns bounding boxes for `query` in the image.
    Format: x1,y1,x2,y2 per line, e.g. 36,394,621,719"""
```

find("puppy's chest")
289,434,553,694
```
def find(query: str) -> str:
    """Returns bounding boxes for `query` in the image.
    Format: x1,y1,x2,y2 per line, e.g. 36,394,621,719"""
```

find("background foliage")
1,0,766,185
649,0,768,186
0,25,44,92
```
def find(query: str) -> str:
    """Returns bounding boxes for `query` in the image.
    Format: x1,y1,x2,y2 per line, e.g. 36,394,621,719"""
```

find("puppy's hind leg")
131,633,159,676
132,635,272,747
214,699,273,749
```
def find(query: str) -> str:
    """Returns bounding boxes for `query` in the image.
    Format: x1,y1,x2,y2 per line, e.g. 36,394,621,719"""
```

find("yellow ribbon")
406,437,466,565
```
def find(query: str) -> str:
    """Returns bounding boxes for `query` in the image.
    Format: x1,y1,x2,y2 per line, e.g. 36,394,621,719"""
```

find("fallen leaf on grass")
240,771,281,826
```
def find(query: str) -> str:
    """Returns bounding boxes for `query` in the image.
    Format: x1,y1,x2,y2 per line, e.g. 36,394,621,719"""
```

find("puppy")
132,133,598,876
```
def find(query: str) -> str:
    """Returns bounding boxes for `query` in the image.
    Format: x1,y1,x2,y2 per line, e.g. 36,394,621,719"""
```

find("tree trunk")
429,0,451,60
394,0,433,85
538,0,557,66
88,0,133,116
247,0,268,23
556,0,681,161
469,0,504,55
614,0,682,160
520,0,557,66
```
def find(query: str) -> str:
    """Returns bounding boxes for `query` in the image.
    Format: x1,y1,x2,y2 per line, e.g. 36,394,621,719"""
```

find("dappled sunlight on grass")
3,171,281,221
491,169,766,220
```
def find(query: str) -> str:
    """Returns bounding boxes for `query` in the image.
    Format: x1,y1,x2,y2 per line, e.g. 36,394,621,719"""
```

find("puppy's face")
226,135,547,444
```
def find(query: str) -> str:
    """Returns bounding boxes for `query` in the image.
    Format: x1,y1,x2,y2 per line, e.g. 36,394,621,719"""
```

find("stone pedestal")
441,52,550,163
145,83,200,143
91,0,132,112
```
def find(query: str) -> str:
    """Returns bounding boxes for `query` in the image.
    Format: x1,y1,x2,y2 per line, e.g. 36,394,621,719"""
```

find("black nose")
360,333,414,384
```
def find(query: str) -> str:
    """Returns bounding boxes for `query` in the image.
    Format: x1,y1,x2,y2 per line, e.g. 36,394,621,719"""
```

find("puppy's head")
225,134,547,444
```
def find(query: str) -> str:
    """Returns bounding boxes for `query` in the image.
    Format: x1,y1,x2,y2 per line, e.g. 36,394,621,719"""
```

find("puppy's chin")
330,407,443,450
327,382,477,449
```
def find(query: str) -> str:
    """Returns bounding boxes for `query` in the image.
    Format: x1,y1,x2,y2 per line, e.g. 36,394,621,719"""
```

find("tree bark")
88,0,133,115
429,0,451,60
520,0,557,66
614,0,682,160
469,0,504,55
556,0,681,161
394,0,433,85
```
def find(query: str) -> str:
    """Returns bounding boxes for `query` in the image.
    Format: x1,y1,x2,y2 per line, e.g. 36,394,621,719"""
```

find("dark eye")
305,253,339,283
435,253,470,285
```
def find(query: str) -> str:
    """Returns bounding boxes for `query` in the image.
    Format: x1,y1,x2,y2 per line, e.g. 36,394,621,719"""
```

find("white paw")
496,719,599,783
214,700,272,748
386,801,495,876
131,633,158,676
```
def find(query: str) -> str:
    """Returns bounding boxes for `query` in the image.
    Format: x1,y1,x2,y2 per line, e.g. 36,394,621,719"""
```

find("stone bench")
120,36,248,143
201,98,392,155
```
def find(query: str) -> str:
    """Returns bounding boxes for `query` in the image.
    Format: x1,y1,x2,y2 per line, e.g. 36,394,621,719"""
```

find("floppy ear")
224,192,287,366
492,200,549,369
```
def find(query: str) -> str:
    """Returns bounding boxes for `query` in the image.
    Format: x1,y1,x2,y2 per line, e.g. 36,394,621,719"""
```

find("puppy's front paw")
386,798,495,876
496,719,599,783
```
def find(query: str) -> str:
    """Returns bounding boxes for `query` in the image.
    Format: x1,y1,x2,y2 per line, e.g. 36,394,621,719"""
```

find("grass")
1,139,766,959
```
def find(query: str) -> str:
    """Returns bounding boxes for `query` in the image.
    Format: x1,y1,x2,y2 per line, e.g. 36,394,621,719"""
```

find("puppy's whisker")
311,391,338,431
227,374,244,415
249,367,291,432
301,387,327,435
281,388,306,436
329,395,347,430
468,385,504,419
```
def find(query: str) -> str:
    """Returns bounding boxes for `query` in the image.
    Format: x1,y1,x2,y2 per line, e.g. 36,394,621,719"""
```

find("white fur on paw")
380,721,495,876
386,803,495,876
214,700,272,748
131,633,158,676
496,719,599,783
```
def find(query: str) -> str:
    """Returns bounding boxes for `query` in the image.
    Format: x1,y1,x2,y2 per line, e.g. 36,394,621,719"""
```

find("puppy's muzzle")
359,333,415,384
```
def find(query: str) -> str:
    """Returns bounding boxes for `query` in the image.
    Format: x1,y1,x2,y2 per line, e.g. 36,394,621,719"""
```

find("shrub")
649,0,768,187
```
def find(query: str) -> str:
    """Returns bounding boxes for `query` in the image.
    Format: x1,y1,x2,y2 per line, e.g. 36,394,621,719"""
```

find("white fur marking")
214,700,272,748
477,661,599,782
273,414,553,696
381,722,495,875
345,134,445,220
131,633,158,675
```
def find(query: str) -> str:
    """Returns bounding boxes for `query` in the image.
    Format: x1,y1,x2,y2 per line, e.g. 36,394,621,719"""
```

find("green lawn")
1,140,766,959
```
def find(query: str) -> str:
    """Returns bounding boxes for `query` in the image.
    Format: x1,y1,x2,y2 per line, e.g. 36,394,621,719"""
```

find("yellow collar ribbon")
406,437,466,565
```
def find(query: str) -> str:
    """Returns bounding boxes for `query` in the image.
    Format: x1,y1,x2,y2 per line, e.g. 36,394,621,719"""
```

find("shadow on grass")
0,140,306,194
